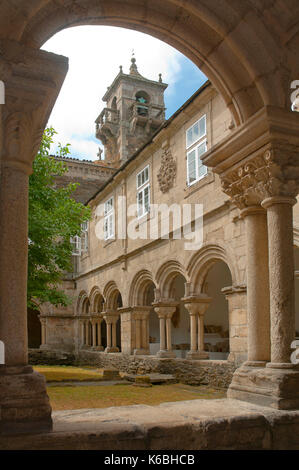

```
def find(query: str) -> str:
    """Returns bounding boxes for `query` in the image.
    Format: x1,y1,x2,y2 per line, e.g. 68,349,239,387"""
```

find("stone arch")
103,281,123,310
156,260,188,300
6,1,297,126
129,270,156,306
89,286,104,314
187,243,239,294
76,290,89,316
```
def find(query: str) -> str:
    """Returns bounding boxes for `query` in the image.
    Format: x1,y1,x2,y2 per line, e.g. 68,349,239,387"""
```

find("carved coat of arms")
157,147,176,193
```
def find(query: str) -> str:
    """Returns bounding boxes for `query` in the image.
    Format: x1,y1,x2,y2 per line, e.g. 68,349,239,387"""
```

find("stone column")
39,317,47,347
133,307,150,355
80,320,85,347
241,206,270,366
103,312,119,353
184,296,211,360
262,196,297,366
153,303,177,358
95,319,104,351
85,320,89,347
91,320,97,348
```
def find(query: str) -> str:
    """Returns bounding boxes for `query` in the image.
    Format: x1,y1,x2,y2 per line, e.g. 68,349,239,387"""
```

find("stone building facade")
37,62,299,378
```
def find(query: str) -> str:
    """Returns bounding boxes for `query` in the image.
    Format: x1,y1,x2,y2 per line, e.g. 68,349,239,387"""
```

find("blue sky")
42,26,207,161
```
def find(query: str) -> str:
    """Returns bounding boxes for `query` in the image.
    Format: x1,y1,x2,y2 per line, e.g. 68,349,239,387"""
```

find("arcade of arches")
1,0,299,435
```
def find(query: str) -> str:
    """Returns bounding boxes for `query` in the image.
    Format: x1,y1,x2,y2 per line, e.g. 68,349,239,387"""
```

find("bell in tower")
95,54,168,167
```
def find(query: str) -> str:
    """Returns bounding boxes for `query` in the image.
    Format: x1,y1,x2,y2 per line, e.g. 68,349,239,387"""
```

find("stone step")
122,373,177,384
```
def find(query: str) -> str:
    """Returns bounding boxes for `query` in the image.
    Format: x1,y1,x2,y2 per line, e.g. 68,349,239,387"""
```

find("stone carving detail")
157,147,176,193
221,144,299,208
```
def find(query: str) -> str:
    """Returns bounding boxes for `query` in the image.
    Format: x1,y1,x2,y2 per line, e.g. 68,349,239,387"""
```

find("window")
136,165,150,218
187,140,208,186
186,115,206,149
71,222,89,256
104,197,114,240
186,114,207,186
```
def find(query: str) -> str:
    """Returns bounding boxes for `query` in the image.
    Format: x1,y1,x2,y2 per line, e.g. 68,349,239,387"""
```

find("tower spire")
129,49,140,76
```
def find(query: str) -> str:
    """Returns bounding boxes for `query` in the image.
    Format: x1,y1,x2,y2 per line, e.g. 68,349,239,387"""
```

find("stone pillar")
103,312,119,353
85,320,89,347
184,296,211,360
153,302,177,358
39,317,47,347
261,197,297,365
95,319,104,351
222,285,247,365
80,320,85,347
241,206,270,366
91,320,97,348
133,307,150,355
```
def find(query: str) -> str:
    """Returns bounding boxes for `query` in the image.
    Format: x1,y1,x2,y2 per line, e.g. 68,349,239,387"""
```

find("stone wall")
29,349,236,389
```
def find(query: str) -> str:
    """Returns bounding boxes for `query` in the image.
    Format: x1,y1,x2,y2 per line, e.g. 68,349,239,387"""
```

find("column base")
187,350,209,360
133,349,150,356
92,346,104,351
227,363,299,410
105,347,119,353
156,350,176,358
0,365,52,434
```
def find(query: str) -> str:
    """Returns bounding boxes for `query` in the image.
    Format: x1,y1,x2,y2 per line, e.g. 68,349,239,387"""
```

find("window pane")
144,186,150,213
199,115,206,139
187,150,196,184
186,128,193,148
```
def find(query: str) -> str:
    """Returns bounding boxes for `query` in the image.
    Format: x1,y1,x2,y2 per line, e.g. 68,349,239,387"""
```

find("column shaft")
166,318,172,351
243,207,270,363
106,323,112,348
135,319,141,349
112,322,117,348
190,314,197,351
0,167,29,366
92,322,97,347
264,198,296,364
159,317,166,351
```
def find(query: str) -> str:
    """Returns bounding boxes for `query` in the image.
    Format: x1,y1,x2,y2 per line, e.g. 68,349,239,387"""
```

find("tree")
28,127,91,309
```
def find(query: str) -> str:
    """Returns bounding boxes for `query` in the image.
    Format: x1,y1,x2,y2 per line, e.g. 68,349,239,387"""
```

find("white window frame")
104,196,115,241
187,139,208,187
136,165,150,219
70,222,89,256
186,114,206,150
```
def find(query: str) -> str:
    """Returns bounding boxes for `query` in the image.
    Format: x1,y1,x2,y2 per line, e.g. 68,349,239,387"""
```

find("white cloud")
42,26,183,161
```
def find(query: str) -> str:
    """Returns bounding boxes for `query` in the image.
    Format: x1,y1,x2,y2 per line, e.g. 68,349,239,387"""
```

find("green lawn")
33,365,226,410
47,383,225,411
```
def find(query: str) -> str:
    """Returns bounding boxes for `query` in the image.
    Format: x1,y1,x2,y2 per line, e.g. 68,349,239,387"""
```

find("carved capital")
221,143,299,209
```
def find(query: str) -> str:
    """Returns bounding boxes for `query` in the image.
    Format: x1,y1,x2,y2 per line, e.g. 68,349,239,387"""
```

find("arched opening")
27,307,42,349
135,91,150,116
144,282,159,356
201,261,232,360
168,273,190,358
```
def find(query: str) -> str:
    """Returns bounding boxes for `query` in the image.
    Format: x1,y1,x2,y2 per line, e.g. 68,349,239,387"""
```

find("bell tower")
95,55,168,167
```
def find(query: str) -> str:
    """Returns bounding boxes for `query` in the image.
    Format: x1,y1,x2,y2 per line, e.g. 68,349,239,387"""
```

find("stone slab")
0,398,299,450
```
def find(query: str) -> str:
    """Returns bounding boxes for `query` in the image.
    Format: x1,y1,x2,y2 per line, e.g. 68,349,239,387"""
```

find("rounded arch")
89,286,104,313
103,281,123,310
129,270,156,306
156,260,188,299
76,290,89,316
9,1,293,125
187,243,239,293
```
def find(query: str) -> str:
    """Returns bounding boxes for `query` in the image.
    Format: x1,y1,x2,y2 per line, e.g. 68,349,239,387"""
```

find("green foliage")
28,127,91,308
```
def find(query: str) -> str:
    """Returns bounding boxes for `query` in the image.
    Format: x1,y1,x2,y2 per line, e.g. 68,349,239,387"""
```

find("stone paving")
1,398,299,450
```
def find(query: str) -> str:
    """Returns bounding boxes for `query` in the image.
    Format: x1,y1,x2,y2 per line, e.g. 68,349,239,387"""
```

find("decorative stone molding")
157,147,176,193
221,144,299,209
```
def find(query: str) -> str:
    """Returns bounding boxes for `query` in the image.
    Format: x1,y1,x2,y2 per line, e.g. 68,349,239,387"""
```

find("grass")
33,365,226,411
34,365,105,382
47,383,226,411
